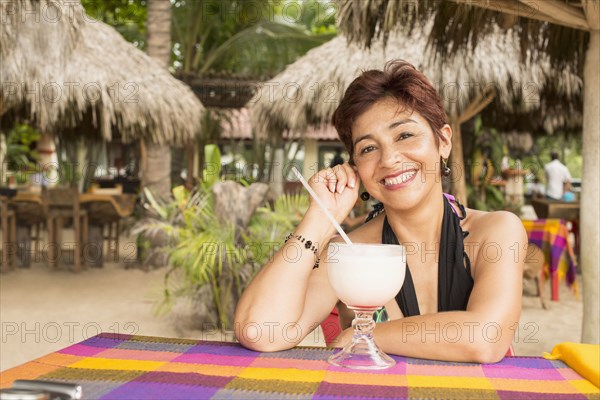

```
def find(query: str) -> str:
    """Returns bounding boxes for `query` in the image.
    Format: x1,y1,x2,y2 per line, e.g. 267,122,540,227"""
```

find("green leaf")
202,144,221,189
144,188,168,220
172,185,189,208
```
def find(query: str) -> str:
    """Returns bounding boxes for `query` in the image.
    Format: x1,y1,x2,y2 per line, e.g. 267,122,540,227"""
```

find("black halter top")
379,195,474,317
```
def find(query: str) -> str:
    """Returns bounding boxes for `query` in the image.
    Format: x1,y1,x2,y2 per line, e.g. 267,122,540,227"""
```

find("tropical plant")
172,0,336,79
5,124,39,170
134,146,309,329
464,116,505,211
466,182,505,212
161,189,309,330
246,192,310,247
196,21,335,80
81,0,147,48
4,124,41,184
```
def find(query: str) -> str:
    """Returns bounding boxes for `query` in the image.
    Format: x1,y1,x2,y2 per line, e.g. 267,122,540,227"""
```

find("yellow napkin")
543,342,599,388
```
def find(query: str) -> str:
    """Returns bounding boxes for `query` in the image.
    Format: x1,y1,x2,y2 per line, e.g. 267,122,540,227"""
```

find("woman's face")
351,98,452,210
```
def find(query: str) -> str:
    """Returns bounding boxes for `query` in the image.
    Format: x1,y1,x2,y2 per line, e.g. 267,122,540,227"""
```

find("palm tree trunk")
581,29,599,344
143,0,172,200
185,145,195,189
271,146,285,199
170,147,185,187
139,0,173,269
267,131,284,197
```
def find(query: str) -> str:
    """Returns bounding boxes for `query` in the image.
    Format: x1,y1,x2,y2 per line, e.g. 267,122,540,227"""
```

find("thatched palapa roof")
0,0,204,144
251,22,582,135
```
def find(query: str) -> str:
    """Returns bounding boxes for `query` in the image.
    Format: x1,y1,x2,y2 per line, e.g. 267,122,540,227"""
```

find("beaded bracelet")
284,233,320,269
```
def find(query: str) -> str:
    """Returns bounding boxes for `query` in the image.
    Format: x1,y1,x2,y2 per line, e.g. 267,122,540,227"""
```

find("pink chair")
320,308,342,346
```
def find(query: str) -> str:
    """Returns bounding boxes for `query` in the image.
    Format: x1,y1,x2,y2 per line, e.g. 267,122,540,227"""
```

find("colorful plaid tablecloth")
1,333,599,399
522,219,578,301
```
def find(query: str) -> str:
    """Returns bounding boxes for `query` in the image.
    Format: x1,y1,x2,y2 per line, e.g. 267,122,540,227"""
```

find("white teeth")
383,171,416,186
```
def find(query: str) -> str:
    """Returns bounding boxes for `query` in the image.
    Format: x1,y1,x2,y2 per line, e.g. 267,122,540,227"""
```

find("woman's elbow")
234,318,295,353
469,342,510,364
238,337,290,353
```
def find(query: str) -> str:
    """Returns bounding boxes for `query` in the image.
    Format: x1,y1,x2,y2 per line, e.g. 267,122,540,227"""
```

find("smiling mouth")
382,170,417,186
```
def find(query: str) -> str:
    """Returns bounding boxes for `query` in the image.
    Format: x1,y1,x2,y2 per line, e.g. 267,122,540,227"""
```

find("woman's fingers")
307,163,360,223
343,163,358,189
310,168,333,192
331,166,346,193
309,162,359,199
338,163,359,193
317,164,357,194
324,168,337,193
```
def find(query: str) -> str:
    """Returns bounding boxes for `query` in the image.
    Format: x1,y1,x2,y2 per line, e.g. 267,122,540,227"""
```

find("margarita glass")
327,242,406,369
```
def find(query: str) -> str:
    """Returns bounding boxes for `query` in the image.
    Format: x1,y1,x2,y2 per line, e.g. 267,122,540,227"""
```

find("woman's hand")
331,326,354,348
307,163,360,224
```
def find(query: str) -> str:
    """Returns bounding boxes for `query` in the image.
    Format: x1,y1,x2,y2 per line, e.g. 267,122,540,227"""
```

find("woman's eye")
397,132,413,141
359,145,376,154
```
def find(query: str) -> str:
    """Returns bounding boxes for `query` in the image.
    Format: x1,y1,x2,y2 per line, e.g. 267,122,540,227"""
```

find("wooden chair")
11,192,45,267
524,243,548,309
80,193,137,267
42,187,88,271
1,198,17,271
104,220,120,262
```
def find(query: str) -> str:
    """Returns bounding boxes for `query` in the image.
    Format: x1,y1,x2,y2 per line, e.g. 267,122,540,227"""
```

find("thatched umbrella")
0,0,204,145
251,23,581,204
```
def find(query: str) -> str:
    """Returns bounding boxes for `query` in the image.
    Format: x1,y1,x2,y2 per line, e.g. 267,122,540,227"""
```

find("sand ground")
0,225,582,371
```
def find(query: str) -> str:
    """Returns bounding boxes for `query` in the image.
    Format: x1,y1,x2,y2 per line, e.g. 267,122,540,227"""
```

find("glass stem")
351,308,377,341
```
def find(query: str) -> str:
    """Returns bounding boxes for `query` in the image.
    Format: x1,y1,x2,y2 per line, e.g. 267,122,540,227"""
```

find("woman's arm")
336,211,526,363
234,164,360,352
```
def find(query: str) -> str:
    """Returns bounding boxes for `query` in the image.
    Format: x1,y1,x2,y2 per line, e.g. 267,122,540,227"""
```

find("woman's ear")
439,124,452,159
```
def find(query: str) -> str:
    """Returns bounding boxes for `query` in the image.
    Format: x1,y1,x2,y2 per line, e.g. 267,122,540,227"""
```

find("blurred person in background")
544,151,573,201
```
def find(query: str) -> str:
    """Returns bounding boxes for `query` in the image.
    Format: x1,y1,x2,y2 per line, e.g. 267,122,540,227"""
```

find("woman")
234,60,526,363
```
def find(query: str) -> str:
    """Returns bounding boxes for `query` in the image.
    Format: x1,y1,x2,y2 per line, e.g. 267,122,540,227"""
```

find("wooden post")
186,144,195,190
581,28,600,344
1,199,9,271
15,226,31,268
448,86,496,207
448,117,468,206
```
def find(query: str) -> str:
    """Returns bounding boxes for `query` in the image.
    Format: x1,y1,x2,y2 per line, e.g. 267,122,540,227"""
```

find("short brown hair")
332,60,447,163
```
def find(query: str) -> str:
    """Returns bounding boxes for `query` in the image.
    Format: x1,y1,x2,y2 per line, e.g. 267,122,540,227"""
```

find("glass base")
327,306,396,370
328,336,396,369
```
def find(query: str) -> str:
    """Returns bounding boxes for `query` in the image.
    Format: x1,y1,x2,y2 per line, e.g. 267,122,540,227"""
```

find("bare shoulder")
464,209,527,279
330,213,384,244
466,209,526,242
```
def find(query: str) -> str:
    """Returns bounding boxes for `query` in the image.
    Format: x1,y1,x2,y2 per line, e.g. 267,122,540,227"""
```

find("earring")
360,191,371,201
442,158,451,177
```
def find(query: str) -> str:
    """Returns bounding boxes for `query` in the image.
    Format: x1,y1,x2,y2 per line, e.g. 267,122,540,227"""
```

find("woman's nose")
380,146,402,168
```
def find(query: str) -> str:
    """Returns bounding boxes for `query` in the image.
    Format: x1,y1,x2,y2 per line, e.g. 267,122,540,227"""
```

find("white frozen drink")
327,243,406,308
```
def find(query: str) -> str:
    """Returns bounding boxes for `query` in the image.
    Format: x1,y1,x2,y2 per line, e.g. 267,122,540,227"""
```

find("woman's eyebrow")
353,119,417,146
388,118,417,130
353,134,373,147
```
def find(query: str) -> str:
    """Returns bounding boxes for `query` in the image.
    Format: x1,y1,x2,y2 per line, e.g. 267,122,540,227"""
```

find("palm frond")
199,21,335,79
